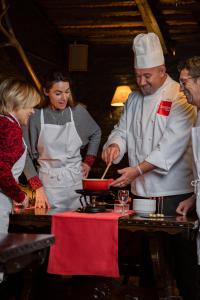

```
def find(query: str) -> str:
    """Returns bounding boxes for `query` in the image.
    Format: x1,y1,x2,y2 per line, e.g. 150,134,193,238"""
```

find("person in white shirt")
102,32,196,216
102,33,197,300
178,56,200,300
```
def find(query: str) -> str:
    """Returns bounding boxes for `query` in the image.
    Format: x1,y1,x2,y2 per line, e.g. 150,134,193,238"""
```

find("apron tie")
43,166,82,182
191,179,200,194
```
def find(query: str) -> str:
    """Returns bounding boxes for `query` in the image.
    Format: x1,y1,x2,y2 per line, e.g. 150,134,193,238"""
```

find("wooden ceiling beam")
59,21,144,29
46,10,140,19
81,37,133,45
171,34,200,41
61,28,146,38
35,0,200,46
169,26,200,33
134,0,168,54
38,1,136,9
166,20,198,25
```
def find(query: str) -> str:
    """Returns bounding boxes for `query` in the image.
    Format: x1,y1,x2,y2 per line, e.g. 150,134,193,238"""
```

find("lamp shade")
111,85,132,106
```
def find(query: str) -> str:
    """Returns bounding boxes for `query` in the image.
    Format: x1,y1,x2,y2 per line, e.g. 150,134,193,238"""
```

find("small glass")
114,203,129,214
118,190,129,214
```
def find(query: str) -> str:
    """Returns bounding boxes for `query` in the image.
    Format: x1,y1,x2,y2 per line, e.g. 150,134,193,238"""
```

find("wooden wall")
0,0,65,81
70,45,134,177
0,1,200,177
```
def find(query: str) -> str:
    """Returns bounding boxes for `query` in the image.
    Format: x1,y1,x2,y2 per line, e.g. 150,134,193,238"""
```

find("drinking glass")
118,190,129,213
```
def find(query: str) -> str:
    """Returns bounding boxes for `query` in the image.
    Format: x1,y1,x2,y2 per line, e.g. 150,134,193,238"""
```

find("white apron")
191,126,200,264
0,114,27,233
37,108,83,210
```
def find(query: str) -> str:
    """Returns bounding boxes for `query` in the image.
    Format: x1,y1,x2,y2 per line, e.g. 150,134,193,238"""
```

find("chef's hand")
102,143,120,165
110,166,139,188
13,194,29,212
35,187,51,209
176,195,195,216
81,162,91,178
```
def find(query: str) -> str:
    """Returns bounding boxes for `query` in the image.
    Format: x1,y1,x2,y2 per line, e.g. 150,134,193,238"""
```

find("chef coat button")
151,119,154,123
149,137,152,141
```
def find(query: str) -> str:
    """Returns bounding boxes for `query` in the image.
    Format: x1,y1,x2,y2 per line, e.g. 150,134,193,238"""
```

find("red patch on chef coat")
157,100,172,116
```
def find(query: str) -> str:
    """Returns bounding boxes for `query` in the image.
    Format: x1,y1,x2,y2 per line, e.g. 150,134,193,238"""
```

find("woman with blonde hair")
0,77,42,233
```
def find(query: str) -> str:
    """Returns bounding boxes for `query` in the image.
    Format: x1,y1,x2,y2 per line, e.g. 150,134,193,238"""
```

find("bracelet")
137,165,143,176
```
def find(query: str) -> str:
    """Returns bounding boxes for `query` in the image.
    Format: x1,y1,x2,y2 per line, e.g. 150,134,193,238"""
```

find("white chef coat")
37,108,83,210
104,75,196,197
191,117,200,264
0,114,27,233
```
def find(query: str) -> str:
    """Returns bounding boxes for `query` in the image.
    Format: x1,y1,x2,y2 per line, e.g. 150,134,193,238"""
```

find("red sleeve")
28,175,43,190
84,155,96,167
0,118,26,203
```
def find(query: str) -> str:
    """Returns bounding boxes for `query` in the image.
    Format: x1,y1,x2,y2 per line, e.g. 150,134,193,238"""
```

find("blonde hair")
0,77,41,114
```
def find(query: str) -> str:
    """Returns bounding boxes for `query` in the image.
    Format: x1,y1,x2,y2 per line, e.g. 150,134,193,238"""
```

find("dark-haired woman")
24,70,101,210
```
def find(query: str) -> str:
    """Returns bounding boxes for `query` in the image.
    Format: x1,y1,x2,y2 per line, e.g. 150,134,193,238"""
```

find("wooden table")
119,214,198,299
0,233,54,273
0,233,55,300
9,208,199,300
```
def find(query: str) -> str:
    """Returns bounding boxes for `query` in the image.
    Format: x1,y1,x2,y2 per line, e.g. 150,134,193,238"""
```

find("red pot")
82,178,114,191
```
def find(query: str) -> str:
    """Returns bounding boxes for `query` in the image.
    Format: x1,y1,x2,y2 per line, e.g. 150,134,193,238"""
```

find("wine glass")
118,190,129,213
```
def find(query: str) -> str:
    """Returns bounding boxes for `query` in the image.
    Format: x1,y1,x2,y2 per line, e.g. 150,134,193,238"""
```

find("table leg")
148,232,178,300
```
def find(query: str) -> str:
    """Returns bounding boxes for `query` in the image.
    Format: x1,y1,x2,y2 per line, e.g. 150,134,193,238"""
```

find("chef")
102,33,197,300
102,32,196,216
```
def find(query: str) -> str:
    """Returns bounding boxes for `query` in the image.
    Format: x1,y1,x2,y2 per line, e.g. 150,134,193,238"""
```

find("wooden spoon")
101,163,111,179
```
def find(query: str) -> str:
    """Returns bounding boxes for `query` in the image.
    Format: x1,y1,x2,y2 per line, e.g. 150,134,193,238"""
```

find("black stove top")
75,189,111,197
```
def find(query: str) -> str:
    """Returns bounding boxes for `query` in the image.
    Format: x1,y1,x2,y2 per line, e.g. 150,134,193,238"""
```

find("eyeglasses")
179,76,199,88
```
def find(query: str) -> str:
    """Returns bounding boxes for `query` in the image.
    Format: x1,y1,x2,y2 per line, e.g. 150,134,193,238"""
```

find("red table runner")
48,211,132,277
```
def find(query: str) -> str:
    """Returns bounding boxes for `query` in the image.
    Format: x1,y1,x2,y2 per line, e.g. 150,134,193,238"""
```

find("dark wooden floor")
38,274,159,300
0,272,158,300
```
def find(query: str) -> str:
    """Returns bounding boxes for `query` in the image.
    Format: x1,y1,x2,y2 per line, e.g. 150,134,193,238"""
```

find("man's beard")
140,85,154,96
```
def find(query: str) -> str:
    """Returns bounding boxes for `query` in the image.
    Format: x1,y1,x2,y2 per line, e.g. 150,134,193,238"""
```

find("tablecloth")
48,210,132,277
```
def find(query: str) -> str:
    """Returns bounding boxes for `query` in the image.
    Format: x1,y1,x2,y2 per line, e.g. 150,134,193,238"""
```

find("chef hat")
132,32,164,68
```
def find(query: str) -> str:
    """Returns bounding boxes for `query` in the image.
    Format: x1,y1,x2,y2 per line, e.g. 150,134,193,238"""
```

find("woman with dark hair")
23,70,101,210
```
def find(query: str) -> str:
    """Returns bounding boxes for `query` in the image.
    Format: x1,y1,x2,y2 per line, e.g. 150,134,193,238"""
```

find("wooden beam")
134,0,168,54
0,0,41,90
39,1,136,9
59,21,144,29
60,28,145,36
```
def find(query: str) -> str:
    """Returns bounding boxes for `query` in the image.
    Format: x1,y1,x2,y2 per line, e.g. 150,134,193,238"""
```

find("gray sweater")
23,104,101,179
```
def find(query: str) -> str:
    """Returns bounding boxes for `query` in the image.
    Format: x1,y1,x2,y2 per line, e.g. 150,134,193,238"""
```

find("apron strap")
191,179,200,193
22,138,27,150
69,107,74,123
40,109,44,129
